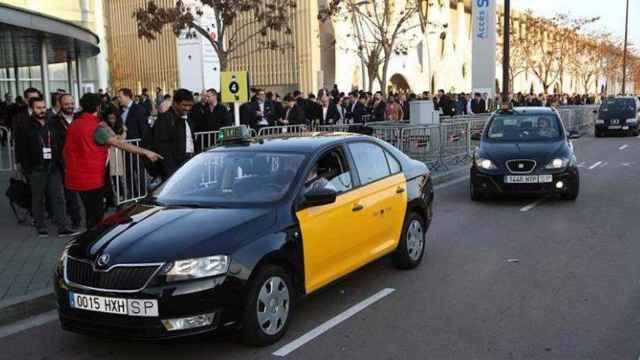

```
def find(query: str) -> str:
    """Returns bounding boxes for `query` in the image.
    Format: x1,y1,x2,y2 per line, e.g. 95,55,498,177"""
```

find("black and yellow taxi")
55,126,434,345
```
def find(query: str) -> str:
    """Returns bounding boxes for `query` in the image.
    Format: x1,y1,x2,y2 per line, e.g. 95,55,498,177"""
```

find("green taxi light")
219,126,252,143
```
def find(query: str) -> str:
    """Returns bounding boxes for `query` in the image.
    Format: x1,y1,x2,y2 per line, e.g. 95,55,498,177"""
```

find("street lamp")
621,0,629,94
502,0,511,106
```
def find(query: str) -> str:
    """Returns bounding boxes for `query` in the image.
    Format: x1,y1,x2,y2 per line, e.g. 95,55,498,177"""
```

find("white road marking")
601,162,608,168
577,161,586,168
0,310,57,339
621,162,634,167
619,144,628,150
272,288,395,357
588,161,603,170
520,199,544,212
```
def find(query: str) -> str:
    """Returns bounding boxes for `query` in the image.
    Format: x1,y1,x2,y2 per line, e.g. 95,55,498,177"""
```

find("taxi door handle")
396,187,405,194
352,204,364,212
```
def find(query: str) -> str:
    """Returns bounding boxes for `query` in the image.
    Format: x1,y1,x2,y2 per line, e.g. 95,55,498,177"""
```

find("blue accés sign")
476,0,490,39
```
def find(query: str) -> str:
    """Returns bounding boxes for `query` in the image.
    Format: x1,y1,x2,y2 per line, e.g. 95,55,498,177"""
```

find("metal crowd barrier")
0,126,15,171
112,139,148,205
108,106,598,205
257,124,309,137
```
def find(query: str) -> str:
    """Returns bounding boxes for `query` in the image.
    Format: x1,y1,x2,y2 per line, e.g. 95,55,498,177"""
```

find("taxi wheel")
241,265,293,347
393,212,426,270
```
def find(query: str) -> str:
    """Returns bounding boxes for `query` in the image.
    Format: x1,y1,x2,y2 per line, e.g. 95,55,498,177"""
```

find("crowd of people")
0,83,607,236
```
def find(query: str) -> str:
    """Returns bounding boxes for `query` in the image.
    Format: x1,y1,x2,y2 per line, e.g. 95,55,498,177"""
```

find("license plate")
608,125,622,129
69,292,158,317
505,175,553,184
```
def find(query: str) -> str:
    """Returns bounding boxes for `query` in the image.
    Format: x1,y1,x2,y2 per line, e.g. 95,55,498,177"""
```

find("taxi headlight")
475,158,497,170
545,158,569,169
162,255,230,282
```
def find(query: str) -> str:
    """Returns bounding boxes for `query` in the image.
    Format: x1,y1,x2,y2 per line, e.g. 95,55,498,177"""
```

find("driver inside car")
305,164,336,192
537,117,557,138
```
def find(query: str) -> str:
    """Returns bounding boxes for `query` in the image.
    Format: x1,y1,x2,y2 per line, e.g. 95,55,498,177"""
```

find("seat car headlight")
595,119,604,124
162,255,230,282
475,158,497,170
545,158,570,169
627,118,638,124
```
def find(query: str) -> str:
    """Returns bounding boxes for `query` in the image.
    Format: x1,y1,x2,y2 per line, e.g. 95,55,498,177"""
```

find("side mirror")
470,132,482,141
300,187,337,209
568,130,581,139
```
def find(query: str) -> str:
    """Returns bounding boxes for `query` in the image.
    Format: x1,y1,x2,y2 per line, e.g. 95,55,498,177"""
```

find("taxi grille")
506,160,536,174
65,257,160,291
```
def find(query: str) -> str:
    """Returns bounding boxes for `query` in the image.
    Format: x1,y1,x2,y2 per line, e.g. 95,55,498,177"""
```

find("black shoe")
37,228,48,237
58,228,81,238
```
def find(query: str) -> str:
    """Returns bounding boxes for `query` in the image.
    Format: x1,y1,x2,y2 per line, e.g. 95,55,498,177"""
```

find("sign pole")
234,102,241,126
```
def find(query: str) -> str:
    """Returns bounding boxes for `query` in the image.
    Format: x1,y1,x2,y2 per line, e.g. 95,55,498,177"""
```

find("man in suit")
118,88,149,196
247,89,275,129
118,88,148,140
13,87,43,171
436,89,456,116
469,92,487,114
372,92,386,122
319,93,340,125
199,89,231,132
152,89,196,179
351,94,368,123
283,95,306,125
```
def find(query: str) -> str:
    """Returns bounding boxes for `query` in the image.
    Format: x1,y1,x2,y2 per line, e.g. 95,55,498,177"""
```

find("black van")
595,96,640,137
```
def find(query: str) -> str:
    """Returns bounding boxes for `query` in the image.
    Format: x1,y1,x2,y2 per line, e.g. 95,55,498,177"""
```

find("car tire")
241,265,293,347
393,212,426,270
595,130,603,138
561,176,580,201
470,181,483,201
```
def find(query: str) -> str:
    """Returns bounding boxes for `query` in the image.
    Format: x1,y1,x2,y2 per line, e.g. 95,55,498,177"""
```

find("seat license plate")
505,175,553,184
608,125,622,129
69,292,158,317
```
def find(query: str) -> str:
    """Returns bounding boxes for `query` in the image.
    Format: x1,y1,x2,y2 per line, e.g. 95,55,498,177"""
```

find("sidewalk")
0,172,68,302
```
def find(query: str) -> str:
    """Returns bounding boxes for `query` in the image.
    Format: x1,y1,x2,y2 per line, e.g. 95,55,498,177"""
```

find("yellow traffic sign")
220,71,249,103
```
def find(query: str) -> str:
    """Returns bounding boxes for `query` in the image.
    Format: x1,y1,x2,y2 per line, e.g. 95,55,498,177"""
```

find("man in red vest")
64,93,162,229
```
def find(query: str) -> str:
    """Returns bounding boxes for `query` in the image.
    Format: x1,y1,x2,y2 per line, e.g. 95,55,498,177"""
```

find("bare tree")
320,0,423,94
497,11,530,93
134,0,297,71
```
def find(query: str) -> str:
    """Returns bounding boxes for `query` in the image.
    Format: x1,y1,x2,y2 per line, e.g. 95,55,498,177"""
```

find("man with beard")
49,94,82,229
19,97,77,237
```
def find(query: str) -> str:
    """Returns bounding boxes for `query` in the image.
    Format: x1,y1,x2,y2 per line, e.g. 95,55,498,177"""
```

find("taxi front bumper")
54,271,245,340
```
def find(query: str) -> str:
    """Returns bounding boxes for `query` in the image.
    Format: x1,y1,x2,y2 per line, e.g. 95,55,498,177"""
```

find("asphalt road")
1,133,639,360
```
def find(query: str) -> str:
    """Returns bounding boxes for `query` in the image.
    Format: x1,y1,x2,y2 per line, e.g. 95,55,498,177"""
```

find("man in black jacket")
372,92,386,122
12,87,43,170
48,94,82,228
19,97,76,237
152,89,195,179
319,93,340,125
469,93,487,114
283,95,306,125
436,89,456,116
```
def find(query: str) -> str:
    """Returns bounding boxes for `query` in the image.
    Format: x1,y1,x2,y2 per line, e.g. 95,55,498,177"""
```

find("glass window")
487,115,562,142
348,142,391,185
153,151,305,206
385,151,401,174
304,148,353,194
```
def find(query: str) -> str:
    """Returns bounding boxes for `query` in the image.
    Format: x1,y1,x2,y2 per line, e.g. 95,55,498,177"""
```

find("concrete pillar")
40,37,51,107
94,0,109,91
75,42,83,102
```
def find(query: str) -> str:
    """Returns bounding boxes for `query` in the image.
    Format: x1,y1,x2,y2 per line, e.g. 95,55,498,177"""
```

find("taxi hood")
69,204,276,264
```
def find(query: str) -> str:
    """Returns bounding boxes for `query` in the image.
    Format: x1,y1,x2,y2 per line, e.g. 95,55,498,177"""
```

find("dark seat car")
470,107,580,201
594,96,640,137
55,127,434,345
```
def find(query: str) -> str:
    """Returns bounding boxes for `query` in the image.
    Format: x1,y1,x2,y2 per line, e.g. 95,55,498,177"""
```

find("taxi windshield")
152,151,305,206
486,114,563,142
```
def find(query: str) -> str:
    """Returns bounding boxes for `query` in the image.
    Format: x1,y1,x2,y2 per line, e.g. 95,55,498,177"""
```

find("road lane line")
435,175,469,191
619,144,628,150
577,161,586,168
588,161,603,170
520,199,544,212
0,310,57,339
273,288,395,357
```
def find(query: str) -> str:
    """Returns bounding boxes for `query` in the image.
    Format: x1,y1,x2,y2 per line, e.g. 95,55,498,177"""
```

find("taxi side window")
305,148,353,194
385,151,401,174
348,142,391,185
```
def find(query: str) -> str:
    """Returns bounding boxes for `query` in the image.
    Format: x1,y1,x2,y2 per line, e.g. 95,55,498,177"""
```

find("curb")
0,290,56,328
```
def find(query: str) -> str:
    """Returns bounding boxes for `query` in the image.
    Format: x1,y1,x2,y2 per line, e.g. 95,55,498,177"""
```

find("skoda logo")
96,254,110,268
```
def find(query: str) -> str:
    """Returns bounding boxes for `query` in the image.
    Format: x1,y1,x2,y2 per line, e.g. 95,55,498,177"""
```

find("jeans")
64,188,82,227
79,188,104,230
28,168,67,231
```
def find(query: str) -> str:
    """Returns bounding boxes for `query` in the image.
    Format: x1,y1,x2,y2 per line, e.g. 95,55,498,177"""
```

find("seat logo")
518,163,525,169
96,254,110,268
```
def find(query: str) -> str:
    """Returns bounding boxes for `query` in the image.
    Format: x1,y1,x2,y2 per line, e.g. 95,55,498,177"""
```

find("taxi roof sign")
221,71,249,103
218,125,252,144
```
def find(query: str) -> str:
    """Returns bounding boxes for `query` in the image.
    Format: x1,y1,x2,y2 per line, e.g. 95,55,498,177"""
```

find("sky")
513,0,638,50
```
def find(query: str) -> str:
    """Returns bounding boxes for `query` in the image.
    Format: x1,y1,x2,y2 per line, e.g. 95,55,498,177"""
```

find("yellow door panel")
297,173,408,294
